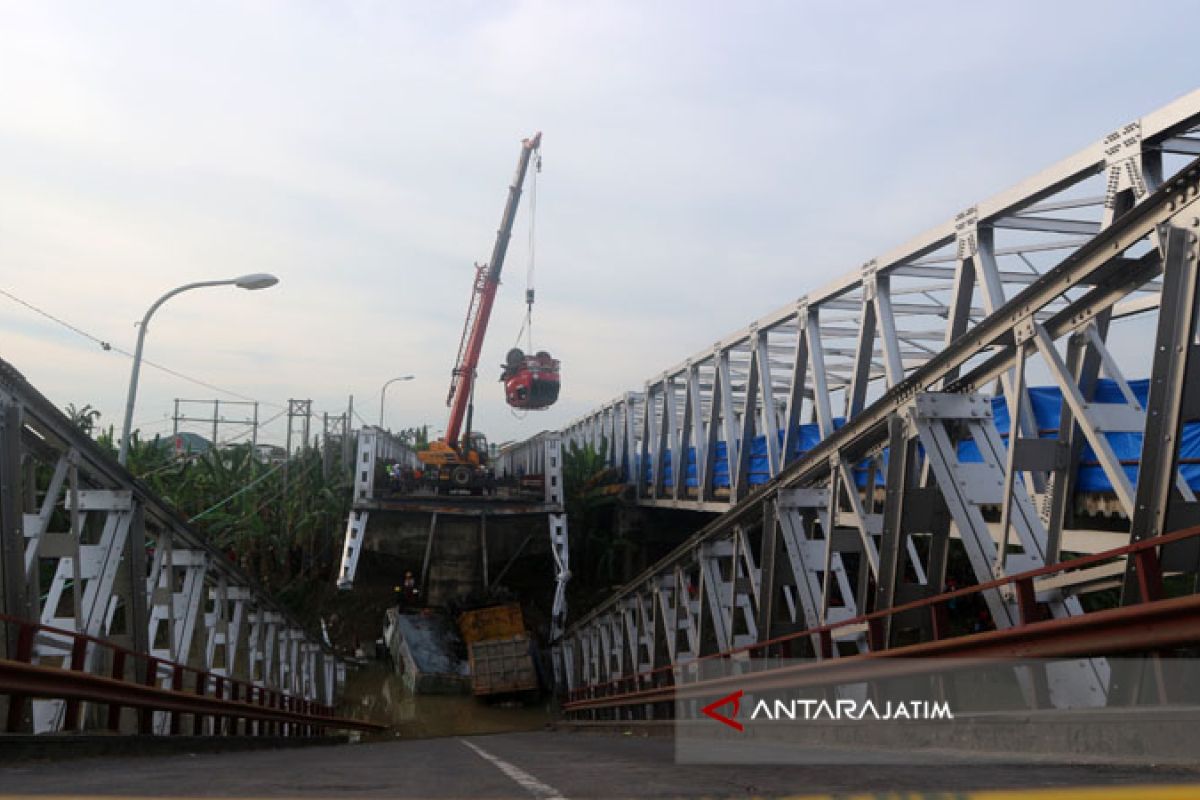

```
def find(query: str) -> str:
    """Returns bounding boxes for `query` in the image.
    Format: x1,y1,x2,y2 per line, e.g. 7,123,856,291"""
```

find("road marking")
460,738,568,800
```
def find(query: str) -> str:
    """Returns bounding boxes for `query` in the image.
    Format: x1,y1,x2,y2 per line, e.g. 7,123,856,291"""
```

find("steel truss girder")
557,121,1200,707
0,359,340,735
525,93,1200,516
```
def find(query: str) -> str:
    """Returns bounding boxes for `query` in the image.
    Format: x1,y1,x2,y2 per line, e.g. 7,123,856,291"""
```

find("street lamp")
379,375,415,428
117,274,279,466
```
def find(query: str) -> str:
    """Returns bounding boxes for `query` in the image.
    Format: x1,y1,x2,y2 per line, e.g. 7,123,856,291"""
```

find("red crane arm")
444,132,542,449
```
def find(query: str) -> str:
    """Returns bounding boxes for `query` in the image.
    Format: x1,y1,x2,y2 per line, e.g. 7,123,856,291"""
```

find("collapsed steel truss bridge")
338,427,571,641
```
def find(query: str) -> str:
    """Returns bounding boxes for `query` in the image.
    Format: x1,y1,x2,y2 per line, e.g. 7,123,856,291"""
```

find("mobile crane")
417,132,554,491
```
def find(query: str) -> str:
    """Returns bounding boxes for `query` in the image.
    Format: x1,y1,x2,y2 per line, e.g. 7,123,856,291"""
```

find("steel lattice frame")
335,425,421,590
503,93,1200,514
0,359,343,734
501,91,1200,702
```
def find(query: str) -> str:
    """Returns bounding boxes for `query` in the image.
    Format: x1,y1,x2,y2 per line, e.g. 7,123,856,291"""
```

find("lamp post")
379,375,415,428
117,273,279,466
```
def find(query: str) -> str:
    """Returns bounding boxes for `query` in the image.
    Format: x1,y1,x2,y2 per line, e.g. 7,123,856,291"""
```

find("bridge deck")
0,731,1189,797
353,495,562,517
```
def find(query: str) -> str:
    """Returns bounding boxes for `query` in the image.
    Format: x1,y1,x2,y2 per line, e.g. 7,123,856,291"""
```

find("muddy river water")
338,662,555,738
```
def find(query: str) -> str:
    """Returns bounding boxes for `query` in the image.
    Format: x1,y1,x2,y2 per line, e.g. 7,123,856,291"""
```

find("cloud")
2,0,1198,445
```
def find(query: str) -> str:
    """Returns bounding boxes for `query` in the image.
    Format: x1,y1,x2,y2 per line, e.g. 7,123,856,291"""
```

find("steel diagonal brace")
1122,223,1200,602
22,455,69,577
700,545,732,653
1080,321,1196,504
1031,323,1137,517
835,455,881,577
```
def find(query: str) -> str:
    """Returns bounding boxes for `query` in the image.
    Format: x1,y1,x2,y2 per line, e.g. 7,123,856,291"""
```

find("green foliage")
138,441,350,609
562,439,632,609
563,440,608,497
64,403,101,436
395,425,430,451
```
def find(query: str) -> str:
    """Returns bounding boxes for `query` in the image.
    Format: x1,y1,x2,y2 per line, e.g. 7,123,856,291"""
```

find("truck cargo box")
384,607,471,695
458,603,525,645
468,635,538,695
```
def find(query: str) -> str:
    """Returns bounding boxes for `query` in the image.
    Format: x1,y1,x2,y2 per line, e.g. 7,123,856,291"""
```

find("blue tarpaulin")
635,379,1200,494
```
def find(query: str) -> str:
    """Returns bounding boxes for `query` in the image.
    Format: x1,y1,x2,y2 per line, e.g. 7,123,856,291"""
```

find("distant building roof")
158,432,211,454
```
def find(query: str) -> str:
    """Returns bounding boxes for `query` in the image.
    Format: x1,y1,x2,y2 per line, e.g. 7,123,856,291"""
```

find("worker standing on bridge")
402,570,418,605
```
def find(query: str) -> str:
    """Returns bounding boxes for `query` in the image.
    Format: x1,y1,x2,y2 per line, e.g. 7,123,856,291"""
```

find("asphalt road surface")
0,730,1196,799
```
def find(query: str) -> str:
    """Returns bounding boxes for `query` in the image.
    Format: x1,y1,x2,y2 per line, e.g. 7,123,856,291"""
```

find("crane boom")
443,132,542,450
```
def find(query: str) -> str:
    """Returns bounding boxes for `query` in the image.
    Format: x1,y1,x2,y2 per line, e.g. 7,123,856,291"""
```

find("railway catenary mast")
418,132,542,487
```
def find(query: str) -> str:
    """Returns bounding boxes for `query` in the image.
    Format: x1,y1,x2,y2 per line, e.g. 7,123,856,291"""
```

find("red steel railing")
563,524,1200,714
0,616,385,735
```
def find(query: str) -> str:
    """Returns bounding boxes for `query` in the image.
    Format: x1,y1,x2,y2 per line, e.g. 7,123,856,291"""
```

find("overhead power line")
135,407,290,480
188,460,288,523
215,456,323,531
0,286,281,407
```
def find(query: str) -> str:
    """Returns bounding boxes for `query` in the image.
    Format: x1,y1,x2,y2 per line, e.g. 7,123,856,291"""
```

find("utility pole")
323,411,350,479
322,413,332,478
250,402,259,450
284,399,312,502
344,395,354,479
285,399,312,458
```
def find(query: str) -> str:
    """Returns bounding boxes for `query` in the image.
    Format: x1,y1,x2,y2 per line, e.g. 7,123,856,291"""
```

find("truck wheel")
506,348,525,367
451,465,472,487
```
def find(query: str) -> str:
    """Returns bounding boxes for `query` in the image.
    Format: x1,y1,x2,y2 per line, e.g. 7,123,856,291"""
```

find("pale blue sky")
2,1,1198,446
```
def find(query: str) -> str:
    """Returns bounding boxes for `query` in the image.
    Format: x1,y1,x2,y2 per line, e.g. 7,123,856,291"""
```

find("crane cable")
508,147,541,421
513,145,541,353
